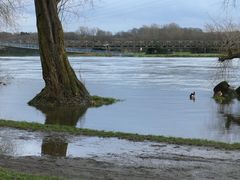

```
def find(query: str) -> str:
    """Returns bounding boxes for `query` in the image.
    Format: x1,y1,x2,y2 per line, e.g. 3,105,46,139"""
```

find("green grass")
127,52,221,58
213,95,233,104
0,167,60,180
69,52,114,57
70,52,221,58
0,119,240,150
0,48,221,58
91,95,120,107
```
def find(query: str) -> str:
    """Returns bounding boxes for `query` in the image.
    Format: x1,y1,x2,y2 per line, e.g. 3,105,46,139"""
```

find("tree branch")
219,52,240,61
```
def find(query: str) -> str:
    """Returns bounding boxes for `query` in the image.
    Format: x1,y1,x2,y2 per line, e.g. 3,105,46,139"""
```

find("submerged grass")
0,119,240,150
0,167,60,180
213,95,233,104
91,95,121,107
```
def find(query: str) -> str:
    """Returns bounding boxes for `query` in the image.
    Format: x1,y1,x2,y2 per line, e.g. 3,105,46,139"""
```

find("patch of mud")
0,127,239,179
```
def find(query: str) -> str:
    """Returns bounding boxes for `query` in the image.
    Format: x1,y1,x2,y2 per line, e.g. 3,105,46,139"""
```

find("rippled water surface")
1,56,240,143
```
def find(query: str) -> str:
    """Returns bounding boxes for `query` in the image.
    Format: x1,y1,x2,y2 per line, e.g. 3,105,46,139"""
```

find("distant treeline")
0,23,223,44
69,23,223,42
74,23,223,41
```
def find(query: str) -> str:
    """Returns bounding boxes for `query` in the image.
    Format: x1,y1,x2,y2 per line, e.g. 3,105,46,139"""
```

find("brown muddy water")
0,56,240,144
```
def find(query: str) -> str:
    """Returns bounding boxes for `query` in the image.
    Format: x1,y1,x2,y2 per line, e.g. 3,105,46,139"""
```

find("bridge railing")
0,40,229,53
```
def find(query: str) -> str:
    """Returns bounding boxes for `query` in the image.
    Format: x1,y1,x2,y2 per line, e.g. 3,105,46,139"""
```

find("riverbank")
123,52,221,58
0,47,221,57
0,119,239,150
69,51,221,58
1,147,240,180
0,123,239,179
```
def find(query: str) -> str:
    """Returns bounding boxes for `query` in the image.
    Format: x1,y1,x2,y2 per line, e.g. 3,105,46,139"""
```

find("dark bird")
189,92,195,100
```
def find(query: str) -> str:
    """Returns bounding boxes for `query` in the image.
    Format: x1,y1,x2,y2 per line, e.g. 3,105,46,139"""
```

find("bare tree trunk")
29,0,90,107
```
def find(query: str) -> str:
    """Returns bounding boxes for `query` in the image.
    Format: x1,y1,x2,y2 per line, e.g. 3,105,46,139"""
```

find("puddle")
0,127,240,164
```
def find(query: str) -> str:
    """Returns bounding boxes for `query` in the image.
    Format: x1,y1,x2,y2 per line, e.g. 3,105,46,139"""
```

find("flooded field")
0,56,240,142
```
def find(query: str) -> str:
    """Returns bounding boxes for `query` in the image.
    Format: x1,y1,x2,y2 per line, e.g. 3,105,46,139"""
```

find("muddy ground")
0,128,239,179
1,153,240,180
1,141,240,179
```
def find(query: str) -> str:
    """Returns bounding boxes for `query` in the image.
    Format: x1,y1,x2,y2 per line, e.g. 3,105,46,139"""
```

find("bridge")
0,41,39,50
0,41,94,53
65,40,223,53
0,40,225,54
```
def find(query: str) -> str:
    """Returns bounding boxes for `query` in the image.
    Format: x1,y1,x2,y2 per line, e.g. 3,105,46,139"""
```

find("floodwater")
0,56,240,143
1,127,240,159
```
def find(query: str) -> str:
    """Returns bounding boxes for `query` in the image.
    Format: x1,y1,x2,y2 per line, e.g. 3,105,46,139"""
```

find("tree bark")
29,0,90,107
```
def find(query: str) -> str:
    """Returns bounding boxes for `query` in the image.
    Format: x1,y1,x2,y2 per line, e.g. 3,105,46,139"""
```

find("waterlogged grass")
130,52,221,58
91,95,120,107
0,167,60,180
213,95,232,104
72,52,221,57
0,119,240,150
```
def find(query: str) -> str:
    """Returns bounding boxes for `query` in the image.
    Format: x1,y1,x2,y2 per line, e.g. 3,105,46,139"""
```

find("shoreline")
0,50,221,58
0,119,239,150
0,124,240,179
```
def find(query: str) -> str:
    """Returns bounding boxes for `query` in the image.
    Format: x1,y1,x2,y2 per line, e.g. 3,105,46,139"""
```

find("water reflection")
36,106,87,156
36,106,87,126
41,136,68,157
216,101,240,129
224,114,240,129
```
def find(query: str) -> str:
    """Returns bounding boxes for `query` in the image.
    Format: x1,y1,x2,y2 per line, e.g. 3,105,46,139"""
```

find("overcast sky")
15,0,240,33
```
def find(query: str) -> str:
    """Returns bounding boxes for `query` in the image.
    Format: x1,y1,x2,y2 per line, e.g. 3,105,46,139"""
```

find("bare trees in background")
206,0,240,61
0,23,223,43
0,0,21,84
206,20,240,60
74,23,222,42
0,0,22,28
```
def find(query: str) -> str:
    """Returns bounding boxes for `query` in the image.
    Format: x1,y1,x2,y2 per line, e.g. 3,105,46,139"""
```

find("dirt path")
0,145,240,180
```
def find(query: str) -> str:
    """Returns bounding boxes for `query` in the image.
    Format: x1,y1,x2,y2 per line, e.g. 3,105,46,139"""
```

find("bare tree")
224,0,237,6
0,0,92,106
29,0,91,107
0,0,21,84
206,19,240,61
0,0,22,28
217,0,240,61
57,0,91,21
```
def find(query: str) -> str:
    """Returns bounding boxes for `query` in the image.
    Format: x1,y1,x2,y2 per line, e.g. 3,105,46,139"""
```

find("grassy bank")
125,52,221,58
0,167,60,180
70,52,221,58
0,47,221,58
0,119,240,150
